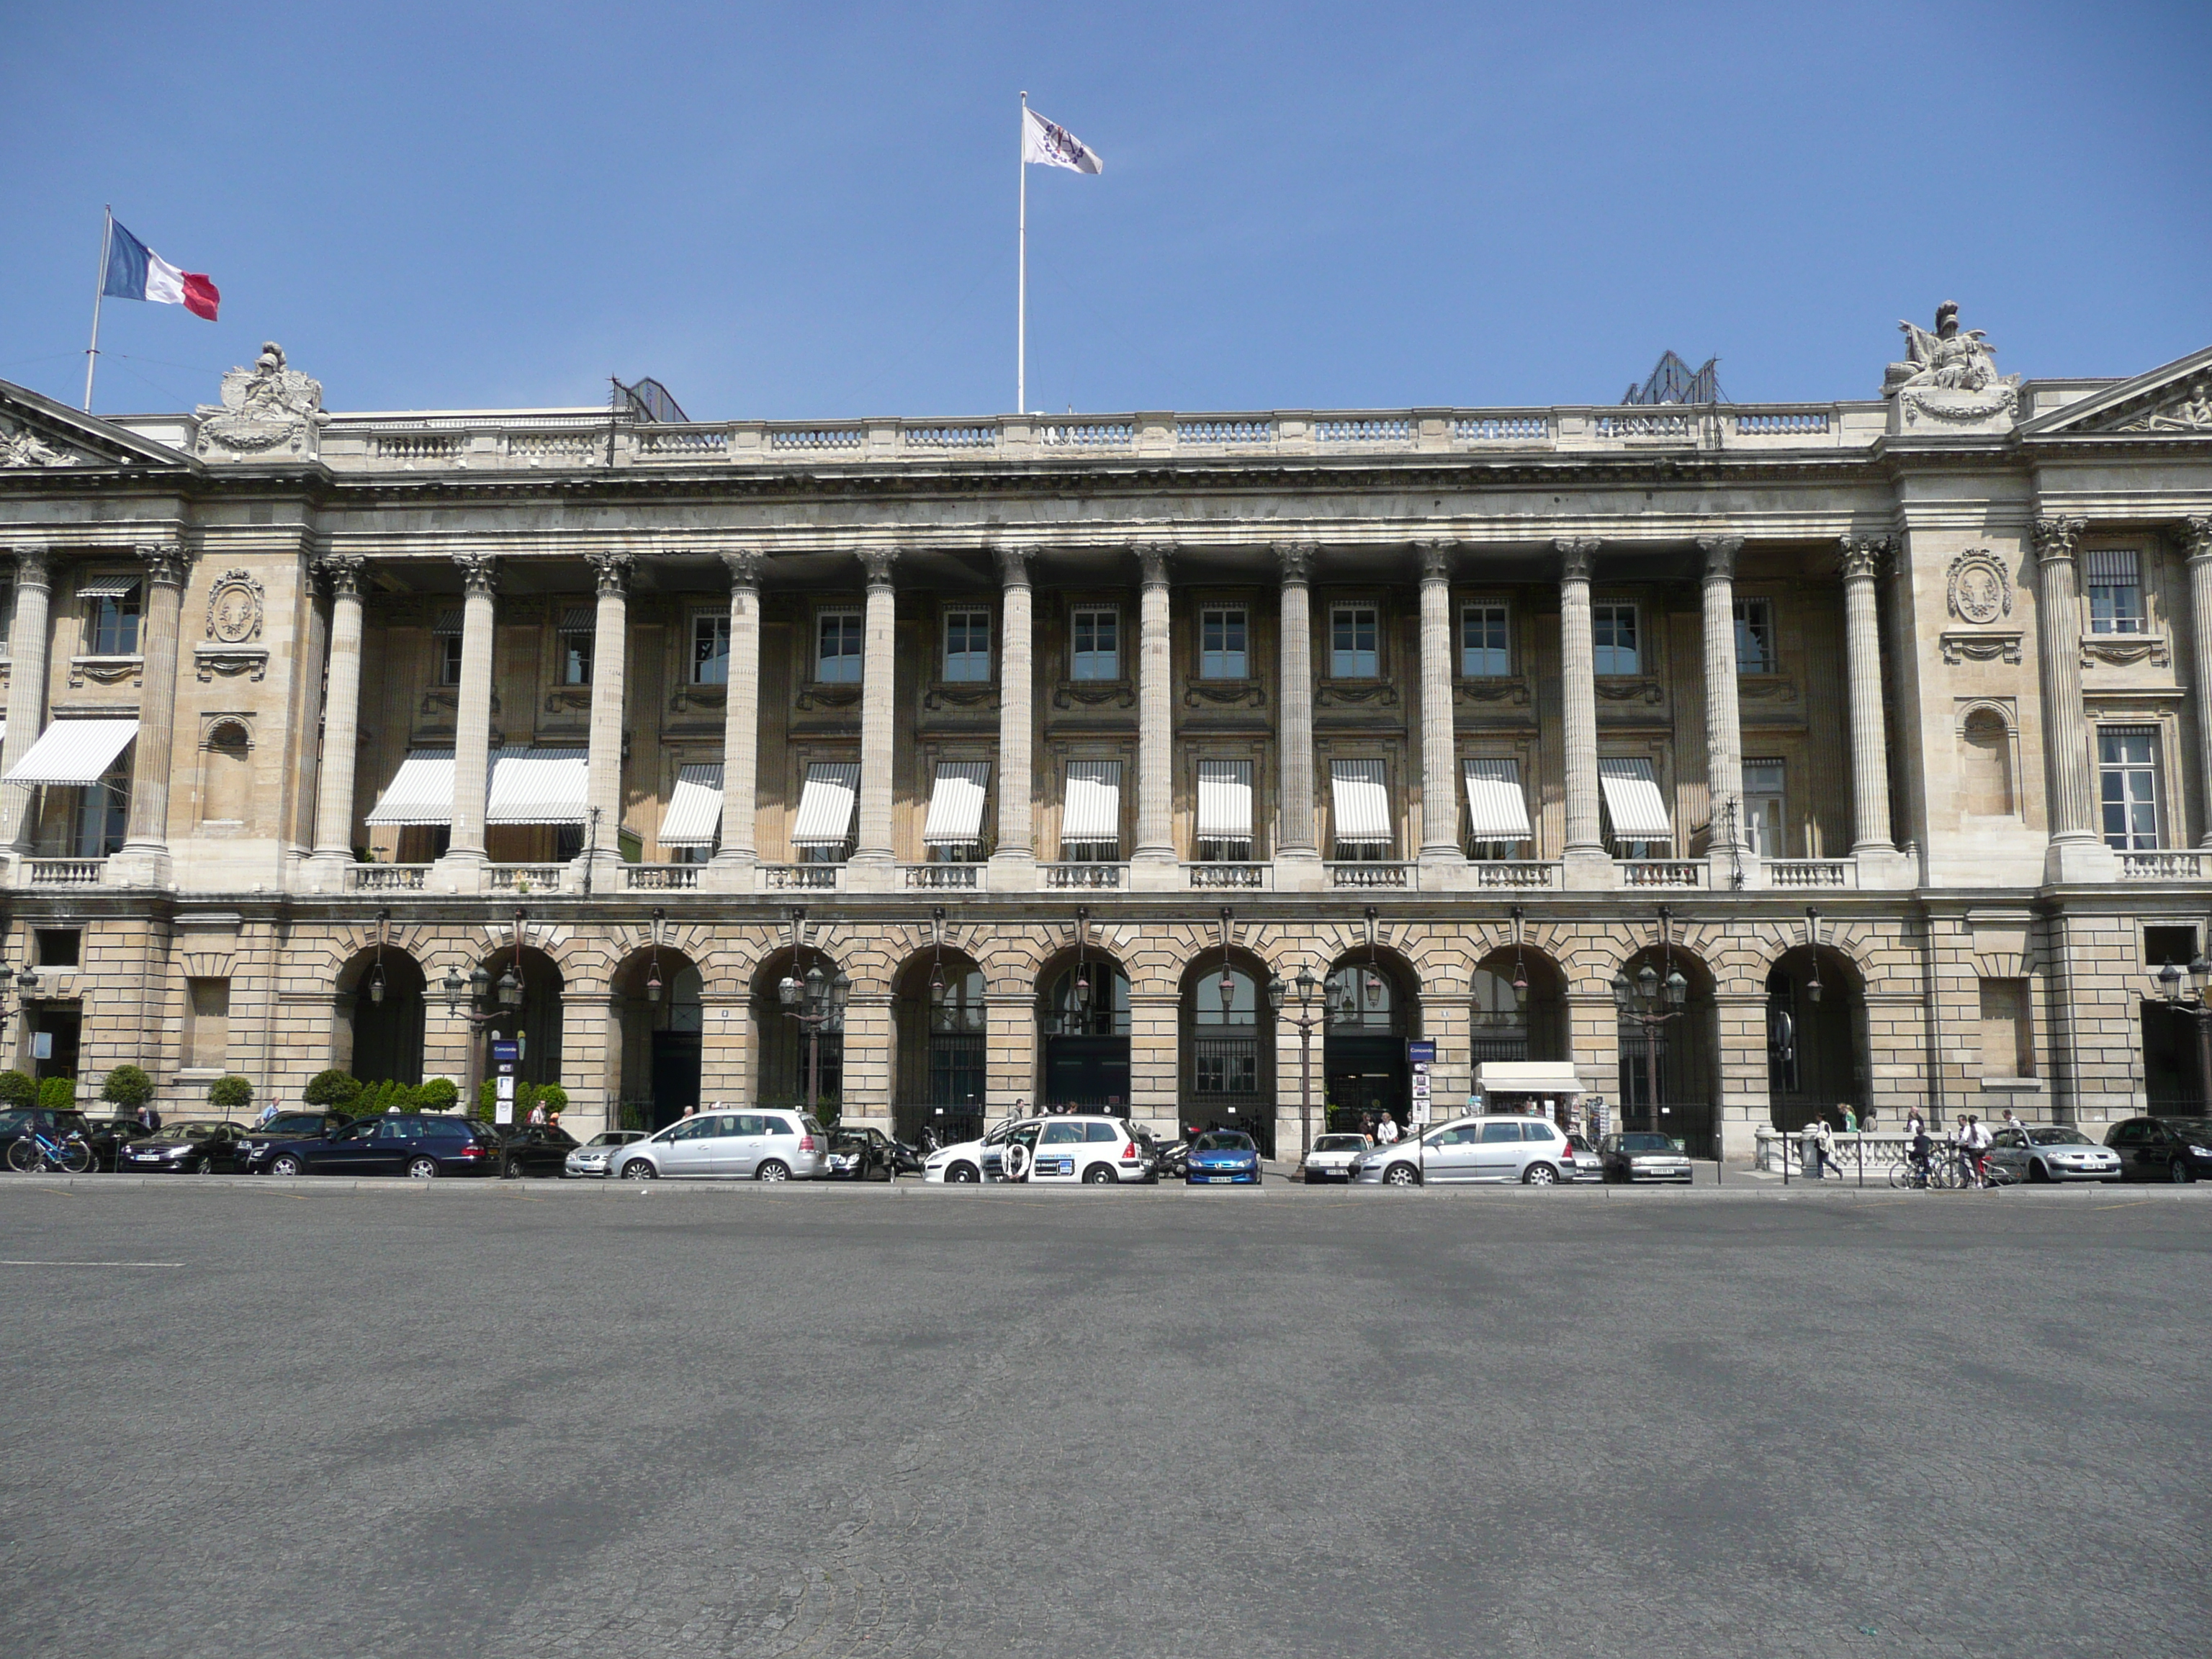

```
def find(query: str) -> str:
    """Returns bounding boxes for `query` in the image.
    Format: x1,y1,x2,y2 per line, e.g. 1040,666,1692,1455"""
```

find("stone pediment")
2018,343,2212,437
0,378,194,471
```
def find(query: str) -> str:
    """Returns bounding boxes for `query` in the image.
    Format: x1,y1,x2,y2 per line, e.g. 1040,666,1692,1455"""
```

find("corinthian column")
1416,541,1463,868
109,542,189,886
2184,518,2212,849
307,554,368,888
848,546,899,886
2033,516,2111,881
1840,538,1896,856
1699,536,1747,858
1272,541,1322,889
986,544,1037,890
1130,541,1178,889
705,548,762,890
582,549,634,883
433,552,498,891
0,548,55,858
1557,538,1611,887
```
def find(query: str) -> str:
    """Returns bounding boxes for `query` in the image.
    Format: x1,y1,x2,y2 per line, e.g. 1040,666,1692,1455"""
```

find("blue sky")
3,1,2206,421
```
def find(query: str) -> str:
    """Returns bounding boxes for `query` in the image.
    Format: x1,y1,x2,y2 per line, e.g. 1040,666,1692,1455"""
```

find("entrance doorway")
1322,954,1418,1134
1179,956,1276,1156
30,1004,81,1082
616,948,702,1131
1039,957,1130,1111
894,950,988,1148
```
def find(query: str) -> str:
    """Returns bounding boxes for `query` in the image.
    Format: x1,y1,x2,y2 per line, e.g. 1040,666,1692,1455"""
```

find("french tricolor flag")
102,218,219,320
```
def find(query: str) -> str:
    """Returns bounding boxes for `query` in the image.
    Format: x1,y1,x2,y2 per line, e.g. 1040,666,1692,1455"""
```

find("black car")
485,1123,579,1177
234,1112,356,1173
116,1120,248,1174
822,1128,896,1182
843,1125,920,1175
0,1109,135,1172
2104,1116,2212,1183
260,1113,501,1179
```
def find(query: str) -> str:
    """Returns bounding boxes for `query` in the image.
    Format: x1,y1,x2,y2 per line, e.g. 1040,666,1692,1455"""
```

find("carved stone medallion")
205,568,264,644
1946,551,2013,625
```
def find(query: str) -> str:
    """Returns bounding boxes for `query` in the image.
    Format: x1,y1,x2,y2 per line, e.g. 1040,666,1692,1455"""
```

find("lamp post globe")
1295,964,1317,1007
1265,974,1286,1015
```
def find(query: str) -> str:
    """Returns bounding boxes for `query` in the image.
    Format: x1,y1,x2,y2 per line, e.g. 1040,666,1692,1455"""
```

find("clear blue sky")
4,1,2206,421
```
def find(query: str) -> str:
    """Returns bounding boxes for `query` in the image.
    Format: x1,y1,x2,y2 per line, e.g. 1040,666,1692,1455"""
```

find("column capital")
585,549,636,597
719,546,763,589
994,543,1034,588
9,547,53,590
1135,541,1174,589
1838,536,1890,583
1272,540,1316,585
858,547,899,589
1415,539,1457,584
2031,516,2087,566
452,551,500,595
134,541,190,588
1554,537,1601,583
2180,516,2212,564
315,553,367,598
1697,534,1744,581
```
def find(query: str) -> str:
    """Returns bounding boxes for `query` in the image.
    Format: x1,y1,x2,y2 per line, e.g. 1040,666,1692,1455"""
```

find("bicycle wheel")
54,1141,93,1175
1887,1162,1918,1190
6,1138,43,1173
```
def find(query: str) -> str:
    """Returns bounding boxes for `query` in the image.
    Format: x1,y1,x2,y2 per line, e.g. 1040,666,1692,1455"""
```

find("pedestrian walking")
1861,1105,1879,1133
1967,1114,1994,1185
136,1100,162,1134
1905,1105,1926,1140
1815,1113,1838,1179
1379,1115,1401,1146
256,1099,279,1128
2002,1106,2026,1140
1799,1111,1825,1179
1840,1102,1858,1134
528,1099,547,1128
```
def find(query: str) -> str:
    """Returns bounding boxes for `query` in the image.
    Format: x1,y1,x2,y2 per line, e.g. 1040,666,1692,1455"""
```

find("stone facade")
0,322,2207,1156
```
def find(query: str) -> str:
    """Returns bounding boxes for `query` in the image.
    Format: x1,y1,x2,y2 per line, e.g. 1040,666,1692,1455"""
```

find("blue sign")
1406,1040,1437,1065
490,1039,521,1072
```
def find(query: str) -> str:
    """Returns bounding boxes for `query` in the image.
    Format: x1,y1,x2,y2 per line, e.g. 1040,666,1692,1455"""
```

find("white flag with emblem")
1021,107,1103,174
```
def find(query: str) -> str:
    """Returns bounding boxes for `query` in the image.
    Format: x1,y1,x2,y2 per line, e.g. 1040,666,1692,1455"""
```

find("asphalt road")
1,1181,2205,1659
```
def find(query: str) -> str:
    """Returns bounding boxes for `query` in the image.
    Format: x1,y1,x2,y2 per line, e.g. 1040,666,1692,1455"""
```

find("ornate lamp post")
1266,964,1322,1162
778,959,850,1120
2152,953,2212,1110
441,911,527,1110
1611,958,1687,1133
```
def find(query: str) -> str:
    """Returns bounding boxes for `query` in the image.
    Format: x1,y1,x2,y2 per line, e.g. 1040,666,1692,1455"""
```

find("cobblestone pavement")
0,1182,2204,1658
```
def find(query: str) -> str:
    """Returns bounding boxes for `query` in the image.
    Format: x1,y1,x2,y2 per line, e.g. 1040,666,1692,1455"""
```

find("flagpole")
1017,91,1028,415
84,205,112,413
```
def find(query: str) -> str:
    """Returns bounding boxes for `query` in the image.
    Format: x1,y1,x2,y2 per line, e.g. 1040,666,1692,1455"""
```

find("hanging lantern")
497,965,523,1008
1075,972,1092,1007
1218,966,1237,1007
647,972,663,1004
1364,968,1383,1004
930,961,948,1002
1511,952,1529,997
368,966,387,1007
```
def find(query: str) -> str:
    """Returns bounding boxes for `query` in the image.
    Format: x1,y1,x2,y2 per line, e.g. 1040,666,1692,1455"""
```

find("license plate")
1205,1175,1232,1183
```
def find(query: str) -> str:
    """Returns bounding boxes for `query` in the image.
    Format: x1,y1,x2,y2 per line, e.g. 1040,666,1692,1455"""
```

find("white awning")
487,747,590,825
557,606,595,631
922,761,991,846
364,749,457,826
1476,1061,1584,1097
1061,760,1123,845
1598,757,1672,840
1329,759,1392,845
791,762,860,848
431,607,464,635
76,575,140,601
658,763,724,848
1462,757,1532,841
1196,759,1253,840
3,719,137,786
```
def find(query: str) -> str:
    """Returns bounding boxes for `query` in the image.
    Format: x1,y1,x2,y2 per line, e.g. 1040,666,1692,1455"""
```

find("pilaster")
702,548,763,892
1415,540,1466,877
580,549,634,884
107,541,189,889
1556,538,1614,889
306,554,367,891
847,546,899,890
1272,541,1323,890
2183,518,2212,848
0,547,55,865
1130,542,1179,889
986,545,1038,891
2032,516,2114,881
431,552,497,892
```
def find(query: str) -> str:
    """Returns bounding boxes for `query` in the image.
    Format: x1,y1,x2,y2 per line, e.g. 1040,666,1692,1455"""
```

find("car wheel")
1522,1162,1559,1186
945,1161,979,1184
271,1154,305,1177
406,1156,440,1180
1383,1162,1421,1187
2028,1160,2050,1183
192,1156,214,1175
755,1159,791,1183
2172,1158,2196,1184
1303,1170,1319,1184
620,1160,657,1180
1082,1164,1117,1184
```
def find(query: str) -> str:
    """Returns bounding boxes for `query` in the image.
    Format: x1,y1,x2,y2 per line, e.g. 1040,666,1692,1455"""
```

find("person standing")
2002,1106,2026,1141
1968,1114,1995,1186
136,1100,161,1135
256,1097,279,1128
1840,1102,1858,1134
1379,1115,1401,1146
1799,1110,1825,1179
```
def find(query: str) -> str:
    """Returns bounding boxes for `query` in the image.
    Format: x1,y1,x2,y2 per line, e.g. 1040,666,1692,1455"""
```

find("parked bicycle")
1887,1146,2013,1190
6,1124,94,1174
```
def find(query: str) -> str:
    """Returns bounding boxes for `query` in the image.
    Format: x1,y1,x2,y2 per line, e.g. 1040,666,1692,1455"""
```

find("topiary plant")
476,1079,498,1121
416,1077,458,1113
0,1069,40,1108
208,1075,253,1112
37,1076,76,1112
303,1069,362,1110
100,1065,155,1111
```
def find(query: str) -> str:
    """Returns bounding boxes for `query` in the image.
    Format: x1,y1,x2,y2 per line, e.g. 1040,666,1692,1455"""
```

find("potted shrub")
100,1065,155,1114
0,1070,39,1109
208,1076,253,1114
37,1076,76,1112
303,1070,363,1112
416,1078,459,1114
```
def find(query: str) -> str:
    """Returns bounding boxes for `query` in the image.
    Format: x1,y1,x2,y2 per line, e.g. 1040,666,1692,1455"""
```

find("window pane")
1072,610,1118,680
1200,608,1247,678
1733,600,1773,674
1461,606,1508,677
441,635,464,685
817,613,862,683
2086,551,2143,635
1593,605,1639,675
561,632,593,685
692,615,730,684
1331,606,1378,677
2098,729,2160,849
944,611,991,681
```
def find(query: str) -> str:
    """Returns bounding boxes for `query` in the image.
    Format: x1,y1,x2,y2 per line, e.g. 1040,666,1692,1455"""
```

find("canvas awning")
431,607,464,635
557,606,595,631
486,747,590,825
1475,1062,1584,1097
658,763,724,848
1196,759,1253,840
1598,757,1672,840
922,761,991,847
2,719,137,786
791,762,860,848
1061,760,1123,845
1462,757,1532,841
1329,759,1392,845
364,749,457,826
76,574,140,601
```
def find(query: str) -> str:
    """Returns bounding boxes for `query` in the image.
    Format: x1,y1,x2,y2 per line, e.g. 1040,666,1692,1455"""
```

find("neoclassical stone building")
0,315,2208,1158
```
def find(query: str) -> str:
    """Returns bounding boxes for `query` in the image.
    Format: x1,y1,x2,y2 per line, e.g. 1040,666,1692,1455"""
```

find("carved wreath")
205,569,264,644
1946,551,2013,626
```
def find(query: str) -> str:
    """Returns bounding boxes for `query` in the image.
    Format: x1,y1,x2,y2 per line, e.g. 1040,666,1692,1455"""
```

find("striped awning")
486,747,590,825
431,608,464,635
1061,760,1123,845
1196,759,1253,840
922,761,991,847
791,762,860,848
364,750,457,826
1329,759,1392,845
1598,757,1672,840
76,574,140,601
3,719,137,786
1462,757,1532,842
558,606,595,631
658,763,724,848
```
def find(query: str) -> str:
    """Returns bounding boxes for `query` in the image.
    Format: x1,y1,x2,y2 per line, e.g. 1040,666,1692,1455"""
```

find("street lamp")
1613,951,1688,1133
780,957,848,1120
2152,954,2212,1111
1269,963,1322,1161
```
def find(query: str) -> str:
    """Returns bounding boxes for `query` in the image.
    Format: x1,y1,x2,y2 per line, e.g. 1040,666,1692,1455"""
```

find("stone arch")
331,941,426,1084
889,943,989,1141
198,717,252,826
1470,943,1570,1065
609,941,704,1130
1177,943,1279,1151
750,943,849,1115
1764,943,1868,1132
474,939,567,1088
1611,940,1719,1147
1034,940,1132,1110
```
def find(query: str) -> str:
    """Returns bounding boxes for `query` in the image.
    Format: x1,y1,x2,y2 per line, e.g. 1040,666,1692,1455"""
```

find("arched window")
202,722,251,824
1325,962,1398,1031
1043,963,1129,1036
1961,708,2013,816
1192,966,1259,1028
1471,967,1523,1028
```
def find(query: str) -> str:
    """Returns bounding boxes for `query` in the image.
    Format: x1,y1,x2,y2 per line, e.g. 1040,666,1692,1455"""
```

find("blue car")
1184,1129,1262,1185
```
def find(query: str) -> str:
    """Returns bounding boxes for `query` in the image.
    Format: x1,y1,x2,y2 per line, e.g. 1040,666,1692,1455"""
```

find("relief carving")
1052,680,1136,711
1594,678,1663,704
196,342,328,457
0,416,84,469
2113,377,2212,433
923,683,1000,712
1945,550,2013,624
1940,632,2023,666
1454,678,1532,707
1317,681,1401,708
1184,680,1267,710
204,568,264,644
2080,636,2171,669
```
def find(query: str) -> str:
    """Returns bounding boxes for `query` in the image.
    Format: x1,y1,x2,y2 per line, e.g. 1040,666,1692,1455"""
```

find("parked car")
822,1128,896,1182
1601,1131,1695,1184
235,1112,355,1173
825,1125,912,1179
1564,1132,1604,1182
485,1123,579,1177
261,1114,502,1179
86,1115,153,1169
563,1129,645,1178
1185,1128,1262,1185
1354,1115,1575,1186
115,1120,248,1174
2104,1116,2212,1183
1299,1133,1371,1184
608,1109,826,1182
1984,1124,2122,1184
0,1109,135,1173
922,1114,1146,1184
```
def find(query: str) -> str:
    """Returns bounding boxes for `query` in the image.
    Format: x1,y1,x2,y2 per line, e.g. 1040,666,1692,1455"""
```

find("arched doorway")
1323,950,1420,1133
338,945,426,1085
751,948,846,1120
1179,950,1277,1154
1765,945,1866,1132
1614,944,1717,1148
615,945,703,1132
476,943,565,1088
1470,946,1568,1064
1037,950,1130,1110
893,948,988,1146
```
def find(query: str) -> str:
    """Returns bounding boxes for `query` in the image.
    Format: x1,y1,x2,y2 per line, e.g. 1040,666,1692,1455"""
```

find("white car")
1298,1133,1372,1184
563,1129,645,1177
922,1114,1147,1185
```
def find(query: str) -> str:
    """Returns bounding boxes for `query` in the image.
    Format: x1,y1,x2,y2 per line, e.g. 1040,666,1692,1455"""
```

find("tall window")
437,634,463,685
1071,608,1120,680
74,778,127,858
1742,759,1785,855
691,613,730,685
559,625,593,686
1734,599,1775,674
2099,727,2161,850
2085,550,2144,634
1460,604,1509,678
1331,605,1379,677
816,611,863,683
943,610,992,682
1592,603,1639,675
1191,968,1261,1099
1200,607,1247,678
88,583,142,656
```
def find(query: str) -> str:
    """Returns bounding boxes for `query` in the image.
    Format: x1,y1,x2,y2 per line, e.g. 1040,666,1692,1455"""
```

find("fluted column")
433,552,497,891
582,549,634,881
1840,538,1896,855
307,554,368,886
1130,542,1177,887
848,547,899,884
706,548,762,889
0,548,55,856
987,545,1037,889
2033,516,2110,881
109,542,189,886
1272,541,1321,888
1416,541,1462,866
2188,519,2212,849
1699,536,1747,855
1557,538,1609,886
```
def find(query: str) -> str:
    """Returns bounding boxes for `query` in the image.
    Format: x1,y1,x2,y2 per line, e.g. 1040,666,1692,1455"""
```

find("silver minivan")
1352,1115,1574,1186
608,1110,827,1182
